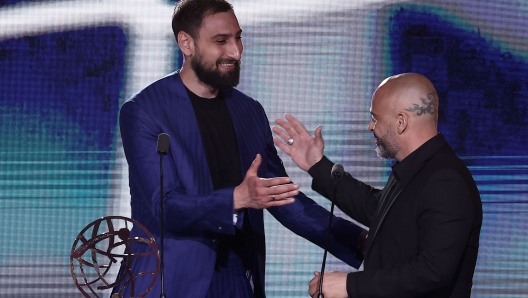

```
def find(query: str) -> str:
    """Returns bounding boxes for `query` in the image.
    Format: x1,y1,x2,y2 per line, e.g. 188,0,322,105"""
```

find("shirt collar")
391,133,447,185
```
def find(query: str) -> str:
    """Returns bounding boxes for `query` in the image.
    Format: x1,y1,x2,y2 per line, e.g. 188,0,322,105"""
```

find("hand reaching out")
233,154,299,211
273,113,325,172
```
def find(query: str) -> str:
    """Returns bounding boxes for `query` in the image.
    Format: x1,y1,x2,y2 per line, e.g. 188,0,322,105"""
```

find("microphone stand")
157,133,169,298
317,199,335,298
318,164,344,298
158,153,166,298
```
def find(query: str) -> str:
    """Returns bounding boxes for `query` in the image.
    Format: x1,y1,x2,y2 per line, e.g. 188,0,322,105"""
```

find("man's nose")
227,41,242,60
368,120,374,131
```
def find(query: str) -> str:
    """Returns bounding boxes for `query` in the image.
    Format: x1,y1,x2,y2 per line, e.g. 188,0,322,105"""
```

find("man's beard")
375,124,400,159
191,47,240,90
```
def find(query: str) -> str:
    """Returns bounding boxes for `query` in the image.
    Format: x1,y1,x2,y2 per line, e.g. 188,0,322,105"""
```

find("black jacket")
309,134,482,298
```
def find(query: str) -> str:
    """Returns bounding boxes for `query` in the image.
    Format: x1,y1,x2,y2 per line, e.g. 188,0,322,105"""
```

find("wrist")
308,154,323,170
307,155,330,175
233,185,245,212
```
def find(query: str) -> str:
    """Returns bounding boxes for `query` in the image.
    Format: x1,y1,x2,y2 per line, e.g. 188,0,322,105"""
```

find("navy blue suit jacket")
115,72,364,297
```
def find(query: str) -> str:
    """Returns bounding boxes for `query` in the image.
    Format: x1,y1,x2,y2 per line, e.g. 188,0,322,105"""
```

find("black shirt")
186,87,256,275
187,88,242,190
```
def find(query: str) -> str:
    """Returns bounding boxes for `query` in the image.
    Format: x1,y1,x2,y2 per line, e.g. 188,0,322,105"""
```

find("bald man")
273,73,482,298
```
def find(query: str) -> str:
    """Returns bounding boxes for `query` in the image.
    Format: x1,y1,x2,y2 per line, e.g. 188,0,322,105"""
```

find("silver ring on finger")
287,138,294,146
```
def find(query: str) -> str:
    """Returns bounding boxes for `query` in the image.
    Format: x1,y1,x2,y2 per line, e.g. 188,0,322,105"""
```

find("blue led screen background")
0,0,527,297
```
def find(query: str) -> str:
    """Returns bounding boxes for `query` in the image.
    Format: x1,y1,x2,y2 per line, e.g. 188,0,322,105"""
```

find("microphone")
157,133,170,298
331,163,344,179
317,163,344,298
157,133,170,155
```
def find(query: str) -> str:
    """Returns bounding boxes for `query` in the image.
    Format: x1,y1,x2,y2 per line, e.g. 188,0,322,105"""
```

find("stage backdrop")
1,0,527,297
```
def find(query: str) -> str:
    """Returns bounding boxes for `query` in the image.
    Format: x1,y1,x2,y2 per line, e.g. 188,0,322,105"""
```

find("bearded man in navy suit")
112,0,365,297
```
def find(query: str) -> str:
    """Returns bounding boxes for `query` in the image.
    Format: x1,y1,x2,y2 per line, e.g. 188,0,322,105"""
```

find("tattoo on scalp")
405,92,438,116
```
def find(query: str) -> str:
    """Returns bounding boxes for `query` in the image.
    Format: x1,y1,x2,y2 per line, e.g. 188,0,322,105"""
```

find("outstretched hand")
273,113,325,172
233,154,299,211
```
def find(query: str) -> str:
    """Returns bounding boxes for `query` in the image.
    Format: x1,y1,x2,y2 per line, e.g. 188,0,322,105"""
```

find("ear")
177,31,194,57
396,112,408,134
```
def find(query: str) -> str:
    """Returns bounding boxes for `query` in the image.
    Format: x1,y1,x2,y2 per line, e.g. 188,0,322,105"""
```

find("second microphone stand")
317,164,344,298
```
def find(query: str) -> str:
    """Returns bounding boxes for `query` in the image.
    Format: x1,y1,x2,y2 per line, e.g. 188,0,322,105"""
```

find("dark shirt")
390,134,439,188
367,135,446,247
186,87,256,274
373,133,448,225
187,89,242,190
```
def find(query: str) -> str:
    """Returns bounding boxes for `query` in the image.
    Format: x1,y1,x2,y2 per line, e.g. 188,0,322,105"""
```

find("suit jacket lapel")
364,178,409,254
364,135,447,255
370,187,403,240
224,90,256,174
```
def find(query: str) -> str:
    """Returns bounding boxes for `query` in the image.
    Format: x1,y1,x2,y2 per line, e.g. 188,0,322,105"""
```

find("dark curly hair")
172,0,234,40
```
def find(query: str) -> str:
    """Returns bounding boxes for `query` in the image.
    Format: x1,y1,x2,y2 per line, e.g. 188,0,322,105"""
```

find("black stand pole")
159,154,166,298
317,163,344,298
317,200,335,298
